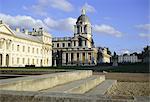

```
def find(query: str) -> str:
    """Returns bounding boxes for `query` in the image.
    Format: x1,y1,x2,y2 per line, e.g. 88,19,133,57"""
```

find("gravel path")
106,82,150,96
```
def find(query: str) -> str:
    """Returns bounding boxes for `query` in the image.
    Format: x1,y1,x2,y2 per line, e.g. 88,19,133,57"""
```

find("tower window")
57,43,59,47
68,43,71,47
62,43,65,47
79,38,82,46
74,41,76,46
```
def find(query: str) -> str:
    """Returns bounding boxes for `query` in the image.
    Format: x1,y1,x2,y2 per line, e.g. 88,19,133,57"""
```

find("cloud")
135,24,150,38
0,13,48,30
0,13,76,33
139,33,150,38
136,24,150,30
82,3,96,13
93,24,122,37
24,0,74,16
44,17,76,32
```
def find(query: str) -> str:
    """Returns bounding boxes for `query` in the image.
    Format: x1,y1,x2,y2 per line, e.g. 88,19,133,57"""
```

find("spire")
81,8,86,15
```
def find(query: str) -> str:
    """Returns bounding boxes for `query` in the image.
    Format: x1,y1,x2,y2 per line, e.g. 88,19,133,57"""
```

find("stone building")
118,53,142,63
52,9,111,66
0,21,52,67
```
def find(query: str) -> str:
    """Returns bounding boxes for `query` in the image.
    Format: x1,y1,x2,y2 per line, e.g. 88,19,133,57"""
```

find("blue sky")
0,0,149,54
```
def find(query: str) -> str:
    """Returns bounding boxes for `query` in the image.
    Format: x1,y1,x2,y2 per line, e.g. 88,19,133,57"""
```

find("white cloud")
136,24,150,30
93,24,122,37
24,0,74,16
139,33,150,38
44,17,76,32
0,13,76,33
82,3,96,13
135,24,150,38
0,13,48,30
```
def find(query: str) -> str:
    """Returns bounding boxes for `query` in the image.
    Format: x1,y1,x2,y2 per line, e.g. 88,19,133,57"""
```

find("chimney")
16,28,20,32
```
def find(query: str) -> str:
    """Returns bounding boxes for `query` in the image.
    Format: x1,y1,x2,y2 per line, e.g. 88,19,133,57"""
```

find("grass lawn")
0,63,149,73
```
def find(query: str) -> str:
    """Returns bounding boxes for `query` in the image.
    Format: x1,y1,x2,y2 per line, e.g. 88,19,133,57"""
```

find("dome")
77,14,90,23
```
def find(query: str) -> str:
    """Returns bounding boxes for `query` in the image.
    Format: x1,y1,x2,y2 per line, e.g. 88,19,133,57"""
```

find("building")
97,47,111,63
0,21,52,67
52,9,98,66
118,53,142,63
52,9,111,66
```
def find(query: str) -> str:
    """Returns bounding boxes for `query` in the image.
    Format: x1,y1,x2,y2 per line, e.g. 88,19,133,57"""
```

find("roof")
77,14,90,23
13,30,42,43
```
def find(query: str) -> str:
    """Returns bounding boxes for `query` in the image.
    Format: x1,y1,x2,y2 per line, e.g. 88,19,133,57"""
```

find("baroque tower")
74,9,94,48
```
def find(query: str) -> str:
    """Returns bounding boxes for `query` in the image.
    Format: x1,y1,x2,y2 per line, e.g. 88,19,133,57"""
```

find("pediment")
0,24,15,36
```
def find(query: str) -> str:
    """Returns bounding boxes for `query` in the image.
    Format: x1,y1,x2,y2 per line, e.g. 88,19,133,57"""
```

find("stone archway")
0,54,2,66
6,54,9,67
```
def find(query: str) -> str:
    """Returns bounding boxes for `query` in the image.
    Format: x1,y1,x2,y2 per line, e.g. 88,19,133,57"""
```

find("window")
32,59,34,64
17,58,19,64
23,46,25,52
28,47,30,53
12,57,14,64
85,41,87,46
23,58,25,64
68,43,71,47
37,48,39,54
78,38,82,46
37,59,38,64
74,41,76,46
32,48,34,53
57,43,59,47
17,45,19,51
12,44,14,50
62,43,65,47
28,58,30,64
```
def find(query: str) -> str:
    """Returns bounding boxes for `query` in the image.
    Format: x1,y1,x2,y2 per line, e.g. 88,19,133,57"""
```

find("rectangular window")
28,47,30,53
23,46,25,52
17,58,19,64
85,41,87,46
12,44,14,50
37,48,39,54
66,53,68,64
23,58,25,64
62,43,65,47
32,48,34,53
17,45,19,51
74,41,76,46
57,43,59,47
68,43,71,47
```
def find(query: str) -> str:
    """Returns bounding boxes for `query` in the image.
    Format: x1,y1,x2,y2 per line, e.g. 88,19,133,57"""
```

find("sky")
0,0,149,54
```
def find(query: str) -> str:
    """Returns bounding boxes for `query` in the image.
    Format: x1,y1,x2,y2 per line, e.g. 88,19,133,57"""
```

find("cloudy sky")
0,0,149,54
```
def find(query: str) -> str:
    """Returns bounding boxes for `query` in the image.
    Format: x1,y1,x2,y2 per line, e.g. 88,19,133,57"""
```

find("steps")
0,70,92,91
41,75,105,94
85,80,117,95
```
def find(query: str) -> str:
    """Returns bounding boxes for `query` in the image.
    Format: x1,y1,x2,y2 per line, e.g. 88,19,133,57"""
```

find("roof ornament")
81,8,86,15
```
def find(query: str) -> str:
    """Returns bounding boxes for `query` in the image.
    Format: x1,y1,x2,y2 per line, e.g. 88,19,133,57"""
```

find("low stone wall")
0,70,92,91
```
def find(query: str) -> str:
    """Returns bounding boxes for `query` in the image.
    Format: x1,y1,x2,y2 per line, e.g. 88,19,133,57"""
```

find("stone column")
2,54,6,67
62,53,66,64
85,52,88,64
74,53,77,62
68,52,71,64
79,52,82,65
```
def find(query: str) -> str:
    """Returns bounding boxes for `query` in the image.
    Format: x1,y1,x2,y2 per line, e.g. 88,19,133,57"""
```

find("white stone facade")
118,54,141,63
0,22,52,67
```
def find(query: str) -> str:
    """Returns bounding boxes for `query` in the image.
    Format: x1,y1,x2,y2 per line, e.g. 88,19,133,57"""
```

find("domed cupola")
76,9,90,24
